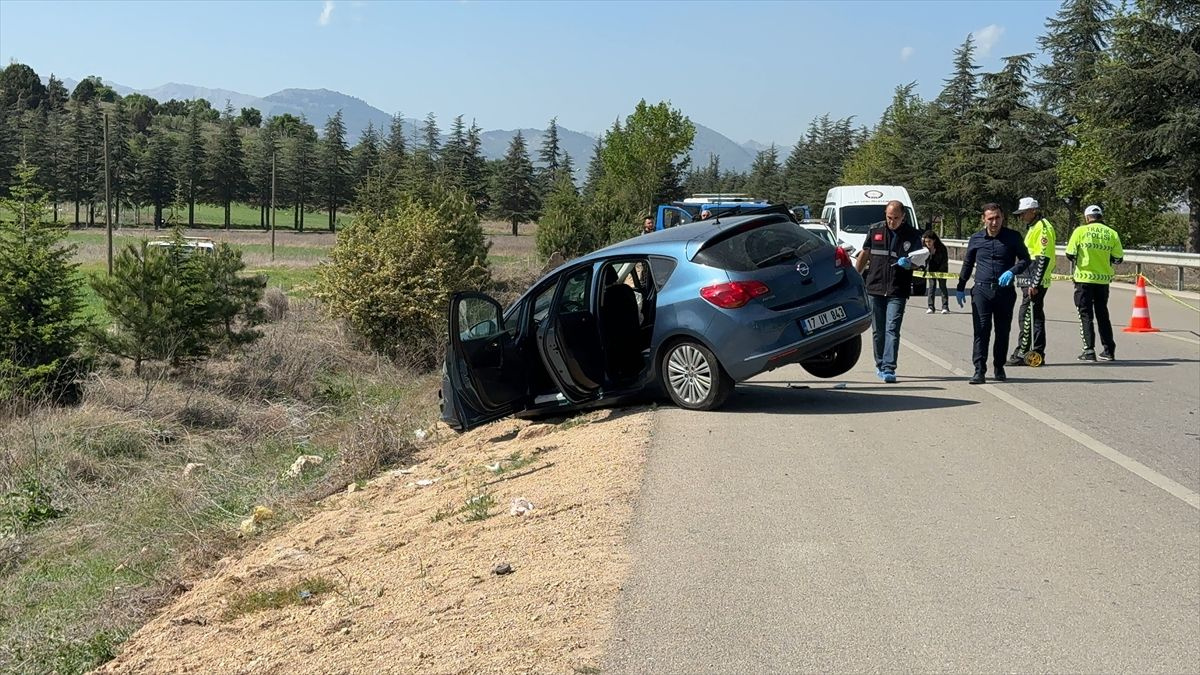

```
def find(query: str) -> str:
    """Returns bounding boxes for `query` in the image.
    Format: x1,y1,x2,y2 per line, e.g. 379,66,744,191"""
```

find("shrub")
317,185,490,369
90,232,266,374
0,162,89,404
2,476,64,535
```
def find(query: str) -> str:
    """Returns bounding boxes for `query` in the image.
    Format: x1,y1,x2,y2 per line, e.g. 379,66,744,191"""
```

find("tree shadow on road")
720,384,978,415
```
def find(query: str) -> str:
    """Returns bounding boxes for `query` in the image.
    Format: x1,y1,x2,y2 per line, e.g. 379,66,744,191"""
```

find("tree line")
0,0,1193,251
695,0,1196,251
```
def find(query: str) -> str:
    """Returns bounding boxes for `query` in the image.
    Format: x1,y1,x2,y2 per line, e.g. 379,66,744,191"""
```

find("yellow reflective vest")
1025,218,1056,287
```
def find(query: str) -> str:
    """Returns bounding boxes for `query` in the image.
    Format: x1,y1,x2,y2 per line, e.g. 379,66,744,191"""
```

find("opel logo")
796,261,810,277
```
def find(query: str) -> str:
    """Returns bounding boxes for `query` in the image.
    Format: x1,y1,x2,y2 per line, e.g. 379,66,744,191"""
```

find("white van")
821,185,919,257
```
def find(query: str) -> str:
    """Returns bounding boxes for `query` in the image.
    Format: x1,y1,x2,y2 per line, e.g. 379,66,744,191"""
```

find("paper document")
902,247,930,266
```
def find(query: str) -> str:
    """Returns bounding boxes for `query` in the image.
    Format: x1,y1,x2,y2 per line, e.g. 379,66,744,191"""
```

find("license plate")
802,306,847,333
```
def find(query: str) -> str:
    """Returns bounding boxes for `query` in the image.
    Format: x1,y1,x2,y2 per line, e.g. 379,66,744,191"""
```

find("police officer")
854,200,923,383
1066,204,1124,361
1007,197,1055,367
956,203,1031,384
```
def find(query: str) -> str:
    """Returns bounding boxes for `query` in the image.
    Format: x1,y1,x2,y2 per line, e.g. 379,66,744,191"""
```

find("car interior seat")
600,272,644,383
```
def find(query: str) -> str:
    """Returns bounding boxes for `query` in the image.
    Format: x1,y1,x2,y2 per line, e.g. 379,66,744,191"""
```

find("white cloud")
318,1,335,26
900,46,914,62
971,24,1005,57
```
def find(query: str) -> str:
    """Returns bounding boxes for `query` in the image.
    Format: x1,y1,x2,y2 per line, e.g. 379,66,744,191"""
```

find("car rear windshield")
838,205,918,233
693,219,827,272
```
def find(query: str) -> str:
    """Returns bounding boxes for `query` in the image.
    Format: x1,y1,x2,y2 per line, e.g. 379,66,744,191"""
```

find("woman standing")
922,230,950,314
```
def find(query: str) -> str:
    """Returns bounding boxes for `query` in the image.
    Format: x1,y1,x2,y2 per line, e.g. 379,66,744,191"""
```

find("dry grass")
0,293,434,673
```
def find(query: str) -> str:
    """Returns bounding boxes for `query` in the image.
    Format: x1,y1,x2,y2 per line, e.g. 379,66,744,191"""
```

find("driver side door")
441,292,528,431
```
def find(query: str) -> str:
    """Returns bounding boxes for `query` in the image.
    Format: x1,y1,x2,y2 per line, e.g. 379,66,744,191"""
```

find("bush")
0,162,89,404
90,232,266,374
317,185,490,369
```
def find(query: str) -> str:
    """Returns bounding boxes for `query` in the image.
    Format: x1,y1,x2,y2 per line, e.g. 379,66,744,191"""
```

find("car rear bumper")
721,291,871,381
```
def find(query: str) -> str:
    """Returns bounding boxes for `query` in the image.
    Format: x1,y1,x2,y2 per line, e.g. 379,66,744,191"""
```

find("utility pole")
270,150,277,262
104,111,113,276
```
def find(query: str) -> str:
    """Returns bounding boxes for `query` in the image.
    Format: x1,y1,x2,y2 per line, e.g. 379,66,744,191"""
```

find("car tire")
660,340,732,410
800,334,863,378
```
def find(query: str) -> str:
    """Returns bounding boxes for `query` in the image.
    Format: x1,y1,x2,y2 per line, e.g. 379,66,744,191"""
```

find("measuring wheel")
1024,351,1044,367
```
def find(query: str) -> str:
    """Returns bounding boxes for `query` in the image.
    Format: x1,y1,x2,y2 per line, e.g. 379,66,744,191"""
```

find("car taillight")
834,246,852,268
700,281,770,309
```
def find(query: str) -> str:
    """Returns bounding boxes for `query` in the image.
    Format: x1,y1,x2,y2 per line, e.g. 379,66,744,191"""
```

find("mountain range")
51,76,766,173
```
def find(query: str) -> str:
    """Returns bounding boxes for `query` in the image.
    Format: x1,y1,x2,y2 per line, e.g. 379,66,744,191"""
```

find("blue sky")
0,0,1061,145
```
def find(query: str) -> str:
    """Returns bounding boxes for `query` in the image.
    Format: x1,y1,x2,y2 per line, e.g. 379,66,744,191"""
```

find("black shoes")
969,372,986,385
994,366,1007,381
1098,349,1115,361
1006,353,1026,366
1078,350,1097,362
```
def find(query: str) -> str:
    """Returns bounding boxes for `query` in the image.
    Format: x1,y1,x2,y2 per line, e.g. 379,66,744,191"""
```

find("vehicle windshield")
805,227,837,246
839,204,917,234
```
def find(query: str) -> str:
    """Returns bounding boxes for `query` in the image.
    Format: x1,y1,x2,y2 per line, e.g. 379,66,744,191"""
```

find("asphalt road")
606,280,1200,673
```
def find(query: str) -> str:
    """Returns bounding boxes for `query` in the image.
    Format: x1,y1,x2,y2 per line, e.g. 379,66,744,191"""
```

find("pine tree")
206,104,247,229
933,37,986,234
1098,0,1200,251
536,172,595,260
140,127,177,229
288,118,319,231
319,110,350,232
0,106,17,196
493,131,539,236
64,101,95,225
1036,0,1115,226
108,98,134,226
199,243,267,346
404,112,440,193
583,134,607,197
978,53,1058,212
537,117,562,196
746,145,784,203
0,161,87,403
45,74,69,112
381,112,407,179
178,110,207,227
463,120,489,212
440,115,468,190
352,120,381,189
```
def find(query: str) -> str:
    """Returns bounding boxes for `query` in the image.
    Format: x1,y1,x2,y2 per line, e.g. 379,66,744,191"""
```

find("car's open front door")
441,292,527,431
536,265,604,403
656,205,693,230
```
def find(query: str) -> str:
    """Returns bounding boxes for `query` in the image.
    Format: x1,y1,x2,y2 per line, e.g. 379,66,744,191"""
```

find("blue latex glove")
999,270,1014,287
896,256,912,270
956,291,966,307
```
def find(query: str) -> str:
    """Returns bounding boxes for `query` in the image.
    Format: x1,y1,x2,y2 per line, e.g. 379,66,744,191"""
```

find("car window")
456,296,503,341
694,219,826,272
558,267,591,313
839,205,917,234
648,256,677,291
531,284,555,325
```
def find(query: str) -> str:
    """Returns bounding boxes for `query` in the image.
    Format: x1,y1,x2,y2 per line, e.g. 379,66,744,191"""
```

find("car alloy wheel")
661,340,732,410
667,343,712,405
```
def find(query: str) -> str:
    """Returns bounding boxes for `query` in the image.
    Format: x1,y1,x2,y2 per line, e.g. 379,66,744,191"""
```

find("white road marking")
902,337,1200,511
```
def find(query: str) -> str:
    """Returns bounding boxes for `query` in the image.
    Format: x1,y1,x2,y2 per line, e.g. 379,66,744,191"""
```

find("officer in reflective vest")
1007,197,1055,367
1066,204,1124,361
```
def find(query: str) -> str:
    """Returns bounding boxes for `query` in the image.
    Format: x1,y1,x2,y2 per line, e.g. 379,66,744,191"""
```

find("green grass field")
2,201,355,230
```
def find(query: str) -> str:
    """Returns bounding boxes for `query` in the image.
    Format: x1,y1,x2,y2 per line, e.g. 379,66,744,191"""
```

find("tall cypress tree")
493,131,539,236
319,110,350,231
178,110,207,227
463,120,489,212
207,103,247,229
381,112,407,179
140,127,176,229
537,117,562,196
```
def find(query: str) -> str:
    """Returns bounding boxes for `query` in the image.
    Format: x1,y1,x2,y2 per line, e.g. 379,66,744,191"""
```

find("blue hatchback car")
441,210,871,431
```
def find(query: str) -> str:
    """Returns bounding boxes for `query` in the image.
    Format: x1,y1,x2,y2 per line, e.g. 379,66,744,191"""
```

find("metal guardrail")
942,239,1200,290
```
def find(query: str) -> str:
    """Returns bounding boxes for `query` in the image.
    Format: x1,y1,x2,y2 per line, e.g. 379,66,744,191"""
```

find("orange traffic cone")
1123,275,1160,333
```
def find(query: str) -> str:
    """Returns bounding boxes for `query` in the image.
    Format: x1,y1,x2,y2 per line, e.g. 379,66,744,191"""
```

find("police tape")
914,271,959,280
1138,274,1200,313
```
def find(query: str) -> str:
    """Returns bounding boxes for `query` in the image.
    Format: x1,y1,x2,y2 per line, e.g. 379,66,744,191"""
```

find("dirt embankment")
98,407,652,674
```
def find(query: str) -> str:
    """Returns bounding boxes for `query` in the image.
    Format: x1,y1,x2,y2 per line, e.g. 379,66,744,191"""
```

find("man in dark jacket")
956,203,1031,384
854,200,923,383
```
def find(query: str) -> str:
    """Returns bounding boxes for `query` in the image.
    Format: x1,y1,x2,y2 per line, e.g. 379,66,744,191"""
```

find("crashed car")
440,210,872,431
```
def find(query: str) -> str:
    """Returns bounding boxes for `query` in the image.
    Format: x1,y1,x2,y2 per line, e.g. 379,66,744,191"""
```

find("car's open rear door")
536,265,604,403
441,292,528,431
